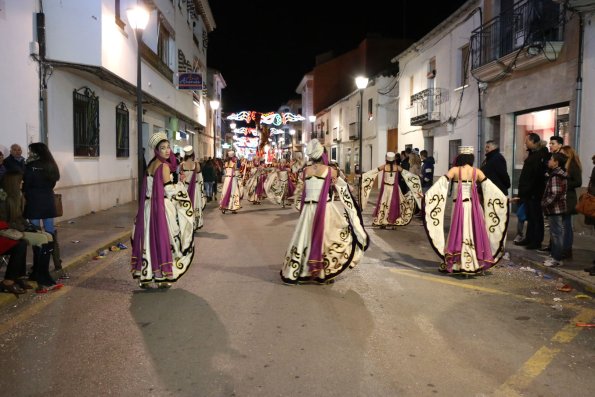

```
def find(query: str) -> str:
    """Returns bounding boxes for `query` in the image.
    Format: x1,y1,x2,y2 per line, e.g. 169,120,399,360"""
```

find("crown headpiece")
148,132,168,150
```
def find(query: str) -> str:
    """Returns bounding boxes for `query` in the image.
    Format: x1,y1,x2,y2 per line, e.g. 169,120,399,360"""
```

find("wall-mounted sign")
178,73,203,90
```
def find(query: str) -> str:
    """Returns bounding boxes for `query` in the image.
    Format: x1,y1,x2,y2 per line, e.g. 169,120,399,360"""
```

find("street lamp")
355,75,369,205
289,129,296,158
210,99,220,158
309,115,316,139
127,5,150,200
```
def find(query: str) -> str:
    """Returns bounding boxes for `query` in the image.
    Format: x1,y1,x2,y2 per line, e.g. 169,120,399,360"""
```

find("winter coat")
586,165,595,226
202,163,216,182
481,149,511,195
518,146,548,200
421,156,435,187
564,161,582,215
541,167,567,215
22,159,58,219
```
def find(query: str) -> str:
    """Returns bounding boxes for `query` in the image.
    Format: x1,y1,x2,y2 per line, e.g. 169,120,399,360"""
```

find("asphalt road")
0,199,593,396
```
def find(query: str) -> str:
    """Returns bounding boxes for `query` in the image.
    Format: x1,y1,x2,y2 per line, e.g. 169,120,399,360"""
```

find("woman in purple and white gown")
219,150,242,214
180,145,204,230
280,139,369,284
131,132,195,288
423,146,508,274
361,151,422,228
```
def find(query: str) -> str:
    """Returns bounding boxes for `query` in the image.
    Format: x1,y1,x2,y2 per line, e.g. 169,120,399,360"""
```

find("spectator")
202,159,216,201
481,140,511,195
420,150,435,192
548,135,563,153
400,150,410,171
22,142,65,282
0,151,6,183
541,152,568,267
559,145,582,259
408,152,422,177
515,133,549,250
1,144,26,224
0,221,29,295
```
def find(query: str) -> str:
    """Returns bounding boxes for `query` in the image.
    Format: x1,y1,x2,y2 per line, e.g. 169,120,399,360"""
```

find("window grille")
73,87,100,157
116,102,129,158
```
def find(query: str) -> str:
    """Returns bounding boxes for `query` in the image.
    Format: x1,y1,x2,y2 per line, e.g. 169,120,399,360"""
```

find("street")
0,200,593,397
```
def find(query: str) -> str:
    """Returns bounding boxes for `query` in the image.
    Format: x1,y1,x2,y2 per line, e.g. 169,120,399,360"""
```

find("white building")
394,0,482,177
0,0,216,220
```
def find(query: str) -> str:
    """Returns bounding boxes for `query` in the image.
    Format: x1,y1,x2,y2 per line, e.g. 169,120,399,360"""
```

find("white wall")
0,0,41,153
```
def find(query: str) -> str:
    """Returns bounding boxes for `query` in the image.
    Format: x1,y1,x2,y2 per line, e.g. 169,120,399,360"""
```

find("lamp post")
210,99,220,158
309,115,316,140
289,128,296,159
355,75,369,205
127,6,150,200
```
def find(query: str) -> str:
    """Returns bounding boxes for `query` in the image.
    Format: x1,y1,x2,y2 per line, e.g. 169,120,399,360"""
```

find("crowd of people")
0,143,66,295
2,131,594,295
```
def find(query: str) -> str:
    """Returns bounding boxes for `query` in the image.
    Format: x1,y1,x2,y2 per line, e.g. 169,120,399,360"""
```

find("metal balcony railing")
470,0,563,70
410,88,443,126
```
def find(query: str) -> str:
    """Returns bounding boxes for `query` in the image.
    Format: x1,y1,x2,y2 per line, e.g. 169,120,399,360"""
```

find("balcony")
348,122,358,141
410,88,443,126
470,0,563,80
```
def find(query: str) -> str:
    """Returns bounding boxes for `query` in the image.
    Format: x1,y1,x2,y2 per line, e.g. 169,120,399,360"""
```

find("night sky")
207,0,469,114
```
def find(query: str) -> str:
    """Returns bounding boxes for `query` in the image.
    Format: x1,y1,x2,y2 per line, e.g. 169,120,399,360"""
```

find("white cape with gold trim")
361,168,422,226
423,176,508,272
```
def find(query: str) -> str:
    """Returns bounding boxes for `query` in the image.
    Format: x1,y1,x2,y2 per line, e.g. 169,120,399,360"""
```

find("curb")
519,256,595,295
0,231,132,309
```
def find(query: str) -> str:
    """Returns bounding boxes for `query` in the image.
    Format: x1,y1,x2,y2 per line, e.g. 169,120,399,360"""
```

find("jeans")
563,214,573,252
29,218,55,234
548,215,564,261
204,181,214,198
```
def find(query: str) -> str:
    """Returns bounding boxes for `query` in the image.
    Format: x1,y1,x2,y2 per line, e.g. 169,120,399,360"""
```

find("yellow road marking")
0,255,115,336
497,308,594,394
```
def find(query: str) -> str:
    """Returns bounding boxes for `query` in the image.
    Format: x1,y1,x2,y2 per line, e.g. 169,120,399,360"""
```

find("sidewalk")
0,202,136,306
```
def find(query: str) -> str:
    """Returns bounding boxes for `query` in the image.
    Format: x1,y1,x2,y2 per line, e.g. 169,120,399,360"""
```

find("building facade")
0,0,216,220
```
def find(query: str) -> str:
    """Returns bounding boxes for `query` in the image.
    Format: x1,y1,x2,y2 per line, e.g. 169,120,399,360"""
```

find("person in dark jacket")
22,142,64,288
584,155,595,275
559,145,582,259
515,133,549,249
1,144,26,225
202,158,217,201
420,150,435,191
481,140,511,195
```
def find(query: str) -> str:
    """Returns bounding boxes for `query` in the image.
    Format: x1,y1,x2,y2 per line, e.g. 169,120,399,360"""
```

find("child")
541,152,568,267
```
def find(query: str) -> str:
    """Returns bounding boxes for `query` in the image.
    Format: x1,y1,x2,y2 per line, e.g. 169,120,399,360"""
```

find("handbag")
576,192,595,218
54,193,63,217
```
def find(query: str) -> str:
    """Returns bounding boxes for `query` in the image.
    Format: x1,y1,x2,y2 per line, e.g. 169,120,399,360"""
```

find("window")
158,22,171,65
116,102,129,158
459,44,470,87
115,0,125,29
73,87,100,157
367,98,373,120
409,75,414,105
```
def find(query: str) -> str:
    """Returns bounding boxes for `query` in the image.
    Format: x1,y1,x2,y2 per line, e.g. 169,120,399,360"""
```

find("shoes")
514,239,529,246
0,280,27,295
513,234,524,243
35,283,64,294
543,257,563,267
16,279,34,290
584,266,595,275
157,282,172,289
536,246,551,254
561,250,572,259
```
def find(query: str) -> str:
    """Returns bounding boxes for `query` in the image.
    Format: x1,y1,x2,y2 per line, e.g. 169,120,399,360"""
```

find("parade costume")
280,140,369,284
361,152,422,227
245,158,264,204
219,151,242,213
423,147,508,274
131,132,195,286
180,145,205,231
265,161,296,207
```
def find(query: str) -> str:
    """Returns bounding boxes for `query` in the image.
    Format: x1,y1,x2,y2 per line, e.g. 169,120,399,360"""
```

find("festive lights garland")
226,111,305,126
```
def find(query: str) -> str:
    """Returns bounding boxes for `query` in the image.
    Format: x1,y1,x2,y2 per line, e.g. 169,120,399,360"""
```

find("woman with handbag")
559,146,582,259
22,142,64,290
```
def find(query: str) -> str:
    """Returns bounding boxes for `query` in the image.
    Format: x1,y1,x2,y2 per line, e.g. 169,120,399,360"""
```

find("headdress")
385,151,396,161
183,145,194,156
458,146,474,155
306,139,324,160
148,132,168,150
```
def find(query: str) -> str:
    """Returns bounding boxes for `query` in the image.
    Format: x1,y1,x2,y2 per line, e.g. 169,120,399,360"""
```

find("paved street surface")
0,196,593,396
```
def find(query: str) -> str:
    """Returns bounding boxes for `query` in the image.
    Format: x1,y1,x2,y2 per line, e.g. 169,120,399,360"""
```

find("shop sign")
178,73,203,90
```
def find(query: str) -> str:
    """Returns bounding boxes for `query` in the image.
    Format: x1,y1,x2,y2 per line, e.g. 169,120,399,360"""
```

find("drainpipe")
477,85,483,162
36,10,48,144
574,13,584,153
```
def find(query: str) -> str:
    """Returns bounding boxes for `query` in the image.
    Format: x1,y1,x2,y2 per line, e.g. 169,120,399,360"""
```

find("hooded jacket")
421,156,435,187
